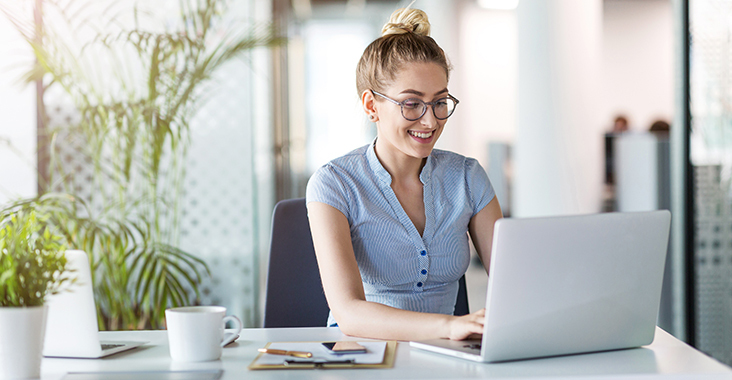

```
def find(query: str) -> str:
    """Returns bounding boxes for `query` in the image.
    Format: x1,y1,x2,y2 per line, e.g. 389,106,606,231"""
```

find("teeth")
409,130,433,139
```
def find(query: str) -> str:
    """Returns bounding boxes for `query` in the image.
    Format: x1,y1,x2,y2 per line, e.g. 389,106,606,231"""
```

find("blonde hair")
356,6,451,96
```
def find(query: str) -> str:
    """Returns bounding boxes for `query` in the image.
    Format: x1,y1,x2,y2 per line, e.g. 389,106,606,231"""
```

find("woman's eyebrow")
399,88,449,96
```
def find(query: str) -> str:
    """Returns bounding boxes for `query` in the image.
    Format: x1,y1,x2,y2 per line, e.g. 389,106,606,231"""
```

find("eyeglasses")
371,90,459,121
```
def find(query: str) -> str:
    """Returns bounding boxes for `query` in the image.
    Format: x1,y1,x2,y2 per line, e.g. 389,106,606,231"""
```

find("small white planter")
0,306,48,380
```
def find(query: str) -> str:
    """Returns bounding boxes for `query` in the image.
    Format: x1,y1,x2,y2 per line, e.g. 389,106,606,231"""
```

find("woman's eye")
403,100,422,109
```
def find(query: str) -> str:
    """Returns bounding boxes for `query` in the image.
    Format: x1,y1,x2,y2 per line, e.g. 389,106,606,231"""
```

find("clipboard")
248,341,397,370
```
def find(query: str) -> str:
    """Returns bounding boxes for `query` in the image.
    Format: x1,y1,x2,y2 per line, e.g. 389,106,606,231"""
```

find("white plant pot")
0,306,48,380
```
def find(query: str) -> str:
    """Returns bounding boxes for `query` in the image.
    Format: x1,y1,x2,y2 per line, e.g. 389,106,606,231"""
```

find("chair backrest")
263,198,469,328
263,198,329,328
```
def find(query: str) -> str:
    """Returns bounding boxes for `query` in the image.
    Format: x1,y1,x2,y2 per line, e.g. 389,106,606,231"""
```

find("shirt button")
421,269,427,275
417,282,423,287
420,250,426,256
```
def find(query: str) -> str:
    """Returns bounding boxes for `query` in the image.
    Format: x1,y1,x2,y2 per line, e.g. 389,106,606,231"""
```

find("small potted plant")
0,205,73,380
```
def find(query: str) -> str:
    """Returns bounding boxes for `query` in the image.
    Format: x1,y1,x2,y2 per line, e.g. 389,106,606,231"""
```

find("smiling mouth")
408,130,434,139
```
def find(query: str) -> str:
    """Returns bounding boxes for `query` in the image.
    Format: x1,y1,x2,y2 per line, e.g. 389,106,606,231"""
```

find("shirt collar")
367,139,392,185
420,152,434,185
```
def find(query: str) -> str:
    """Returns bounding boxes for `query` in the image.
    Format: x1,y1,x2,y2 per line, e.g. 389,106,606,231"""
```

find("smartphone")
322,341,367,354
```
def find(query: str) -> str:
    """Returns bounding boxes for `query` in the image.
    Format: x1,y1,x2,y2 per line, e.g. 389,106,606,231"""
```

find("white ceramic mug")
165,306,242,362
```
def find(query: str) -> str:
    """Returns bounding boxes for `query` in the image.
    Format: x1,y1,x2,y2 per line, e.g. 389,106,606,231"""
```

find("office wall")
453,2,517,164
602,0,674,131
0,12,37,205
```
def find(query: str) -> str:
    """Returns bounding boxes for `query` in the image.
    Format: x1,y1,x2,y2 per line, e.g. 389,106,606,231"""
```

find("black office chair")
263,198,469,328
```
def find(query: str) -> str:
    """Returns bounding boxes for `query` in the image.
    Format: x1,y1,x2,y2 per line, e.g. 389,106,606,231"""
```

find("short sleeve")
465,158,496,216
306,164,351,220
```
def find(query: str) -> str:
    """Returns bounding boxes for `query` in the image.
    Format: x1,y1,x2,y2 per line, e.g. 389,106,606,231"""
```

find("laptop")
410,210,671,363
43,250,146,358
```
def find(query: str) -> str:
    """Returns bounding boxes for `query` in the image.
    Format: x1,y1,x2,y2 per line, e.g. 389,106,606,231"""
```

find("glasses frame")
371,90,460,121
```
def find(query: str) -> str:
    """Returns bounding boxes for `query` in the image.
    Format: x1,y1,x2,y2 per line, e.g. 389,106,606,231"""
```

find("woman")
306,6,502,341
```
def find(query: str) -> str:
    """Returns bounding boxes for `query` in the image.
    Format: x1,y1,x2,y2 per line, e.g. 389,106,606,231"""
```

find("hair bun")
381,7,431,37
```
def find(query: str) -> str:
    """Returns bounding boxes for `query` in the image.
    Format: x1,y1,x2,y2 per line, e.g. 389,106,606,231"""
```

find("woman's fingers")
448,309,487,340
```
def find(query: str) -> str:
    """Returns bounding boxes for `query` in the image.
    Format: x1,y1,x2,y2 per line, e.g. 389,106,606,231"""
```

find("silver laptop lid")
44,250,103,357
43,250,145,358
481,210,671,362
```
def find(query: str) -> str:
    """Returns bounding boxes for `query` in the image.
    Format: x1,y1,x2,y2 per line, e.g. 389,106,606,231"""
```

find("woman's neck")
374,139,427,183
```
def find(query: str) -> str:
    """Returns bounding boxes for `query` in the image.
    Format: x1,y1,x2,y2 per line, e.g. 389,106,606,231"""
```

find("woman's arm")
307,201,485,341
468,197,503,275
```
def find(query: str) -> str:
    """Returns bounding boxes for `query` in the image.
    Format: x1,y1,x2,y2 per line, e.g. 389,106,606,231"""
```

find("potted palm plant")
0,0,283,330
0,205,73,380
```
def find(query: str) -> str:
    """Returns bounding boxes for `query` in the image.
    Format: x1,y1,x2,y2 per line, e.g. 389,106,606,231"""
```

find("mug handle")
221,315,243,347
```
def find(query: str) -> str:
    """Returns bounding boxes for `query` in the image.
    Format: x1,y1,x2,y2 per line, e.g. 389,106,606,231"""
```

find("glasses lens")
433,97,457,120
401,99,426,121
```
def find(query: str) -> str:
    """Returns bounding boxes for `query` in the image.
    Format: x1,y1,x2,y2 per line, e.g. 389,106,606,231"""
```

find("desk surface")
41,327,732,380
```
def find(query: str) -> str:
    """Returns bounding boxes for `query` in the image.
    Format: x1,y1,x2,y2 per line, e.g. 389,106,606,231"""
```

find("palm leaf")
1,0,281,328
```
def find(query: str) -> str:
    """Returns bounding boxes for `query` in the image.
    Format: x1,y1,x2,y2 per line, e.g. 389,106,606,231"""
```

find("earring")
369,115,375,121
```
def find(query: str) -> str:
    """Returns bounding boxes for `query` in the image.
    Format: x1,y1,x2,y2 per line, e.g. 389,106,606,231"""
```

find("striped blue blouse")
306,140,495,326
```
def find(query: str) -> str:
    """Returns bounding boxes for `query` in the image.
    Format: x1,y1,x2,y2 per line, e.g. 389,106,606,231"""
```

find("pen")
258,348,313,358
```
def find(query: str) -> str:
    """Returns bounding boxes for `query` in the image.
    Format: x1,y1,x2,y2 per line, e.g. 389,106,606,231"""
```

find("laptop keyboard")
463,343,482,351
101,343,125,351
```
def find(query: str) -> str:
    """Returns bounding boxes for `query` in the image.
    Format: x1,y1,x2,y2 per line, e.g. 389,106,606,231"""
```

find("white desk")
41,327,732,380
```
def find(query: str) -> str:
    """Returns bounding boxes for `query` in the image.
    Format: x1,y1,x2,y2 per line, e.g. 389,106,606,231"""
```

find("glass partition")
689,0,732,365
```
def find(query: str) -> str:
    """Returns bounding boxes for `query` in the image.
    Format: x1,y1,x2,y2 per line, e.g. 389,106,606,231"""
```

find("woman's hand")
447,308,486,340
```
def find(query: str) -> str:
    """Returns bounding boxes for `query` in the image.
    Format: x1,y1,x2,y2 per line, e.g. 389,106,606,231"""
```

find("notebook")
410,210,671,363
43,250,146,358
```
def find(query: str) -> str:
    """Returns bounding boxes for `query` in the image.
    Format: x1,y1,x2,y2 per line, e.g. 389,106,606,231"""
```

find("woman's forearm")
332,298,454,341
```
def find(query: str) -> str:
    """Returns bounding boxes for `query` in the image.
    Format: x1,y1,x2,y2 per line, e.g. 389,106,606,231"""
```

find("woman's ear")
361,90,379,122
